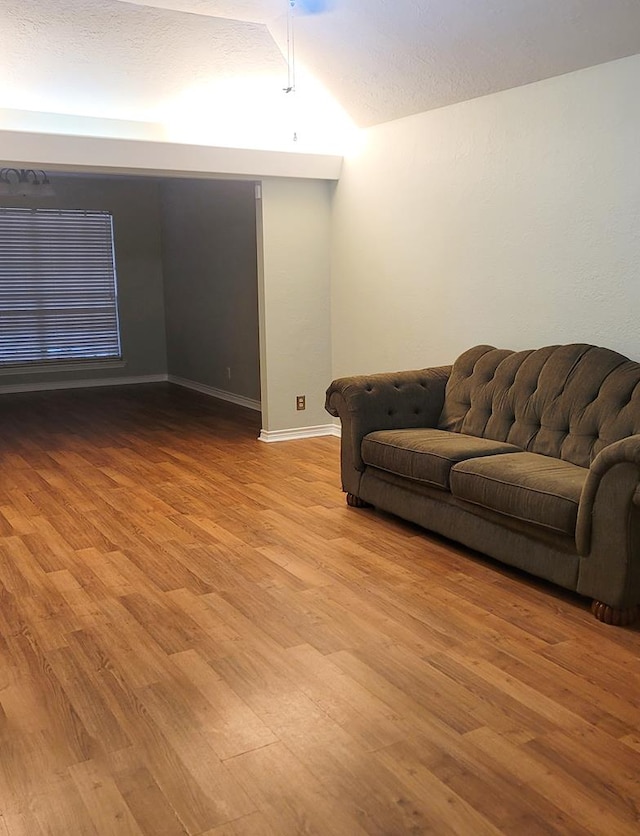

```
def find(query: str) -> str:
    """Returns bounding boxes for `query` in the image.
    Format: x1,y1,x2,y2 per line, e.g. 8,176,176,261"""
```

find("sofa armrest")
325,365,451,496
576,435,640,608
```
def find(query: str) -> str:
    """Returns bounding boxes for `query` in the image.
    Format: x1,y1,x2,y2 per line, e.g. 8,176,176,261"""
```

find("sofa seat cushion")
361,429,523,490
450,452,586,536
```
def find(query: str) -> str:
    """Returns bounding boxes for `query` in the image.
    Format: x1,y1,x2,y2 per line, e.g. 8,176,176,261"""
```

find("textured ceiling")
115,0,284,22
2,0,640,131
286,0,640,125
0,0,283,122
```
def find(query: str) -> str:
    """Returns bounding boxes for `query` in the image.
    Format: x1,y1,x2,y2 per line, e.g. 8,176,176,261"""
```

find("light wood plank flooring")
0,384,639,835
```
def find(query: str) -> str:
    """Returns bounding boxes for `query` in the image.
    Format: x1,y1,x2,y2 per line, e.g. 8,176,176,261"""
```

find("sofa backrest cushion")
438,344,640,468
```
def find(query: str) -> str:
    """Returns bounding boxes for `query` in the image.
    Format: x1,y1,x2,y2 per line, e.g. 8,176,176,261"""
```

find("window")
0,207,122,367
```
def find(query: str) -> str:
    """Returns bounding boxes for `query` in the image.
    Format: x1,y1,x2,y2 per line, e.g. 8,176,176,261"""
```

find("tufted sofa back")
438,344,640,468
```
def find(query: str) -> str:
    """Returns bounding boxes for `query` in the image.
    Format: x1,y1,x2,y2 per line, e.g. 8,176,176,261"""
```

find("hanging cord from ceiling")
284,0,296,94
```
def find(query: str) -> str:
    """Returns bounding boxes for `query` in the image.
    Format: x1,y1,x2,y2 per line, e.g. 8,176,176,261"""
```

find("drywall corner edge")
0,129,343,180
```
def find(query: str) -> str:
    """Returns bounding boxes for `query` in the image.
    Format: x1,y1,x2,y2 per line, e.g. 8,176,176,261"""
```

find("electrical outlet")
296,395,306,410
226,367,231,381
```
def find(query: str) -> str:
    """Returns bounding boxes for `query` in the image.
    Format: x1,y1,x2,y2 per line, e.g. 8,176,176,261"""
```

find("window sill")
0,359,127,377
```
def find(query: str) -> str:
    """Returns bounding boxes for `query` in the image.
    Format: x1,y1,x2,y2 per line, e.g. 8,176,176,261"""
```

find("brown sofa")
325,344,640,625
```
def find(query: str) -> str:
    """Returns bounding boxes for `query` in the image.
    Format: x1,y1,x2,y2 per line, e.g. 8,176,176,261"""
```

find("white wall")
331,54,640,377
161,179,260,403
0,127,342,180
258,177,333,433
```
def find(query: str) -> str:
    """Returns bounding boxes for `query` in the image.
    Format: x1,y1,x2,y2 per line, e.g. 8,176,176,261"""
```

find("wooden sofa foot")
591,600,639,626
346,493,372,509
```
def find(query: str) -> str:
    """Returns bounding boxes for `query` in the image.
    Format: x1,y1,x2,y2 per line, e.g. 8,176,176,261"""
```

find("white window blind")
0,207,122,366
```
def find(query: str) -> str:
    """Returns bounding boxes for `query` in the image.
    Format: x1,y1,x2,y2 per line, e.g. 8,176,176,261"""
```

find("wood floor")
0,384,639,835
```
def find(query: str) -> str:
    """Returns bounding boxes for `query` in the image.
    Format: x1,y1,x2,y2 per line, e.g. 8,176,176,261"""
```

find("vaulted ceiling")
2,1,640,141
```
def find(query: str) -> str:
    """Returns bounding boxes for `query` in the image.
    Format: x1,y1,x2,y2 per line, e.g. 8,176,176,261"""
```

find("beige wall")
7,54,637,431
331,54,640,377
0,175,167,387
258,177,333,432
161,179,260,402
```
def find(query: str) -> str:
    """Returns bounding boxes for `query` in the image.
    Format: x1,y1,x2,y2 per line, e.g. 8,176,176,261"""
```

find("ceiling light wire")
283,0,299,141
284,0,296,94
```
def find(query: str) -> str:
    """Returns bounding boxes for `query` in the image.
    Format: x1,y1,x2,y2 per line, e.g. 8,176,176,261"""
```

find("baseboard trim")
168,375,261,412
259,424,340,443
0,374,168,395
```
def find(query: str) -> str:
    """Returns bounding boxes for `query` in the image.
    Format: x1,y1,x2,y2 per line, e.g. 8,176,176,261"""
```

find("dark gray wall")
0,175,168,386
160,179,260,402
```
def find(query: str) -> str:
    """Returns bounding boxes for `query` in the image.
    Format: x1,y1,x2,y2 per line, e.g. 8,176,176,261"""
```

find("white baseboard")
168,375,261,412
0,374,167,395
259,423,340,443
